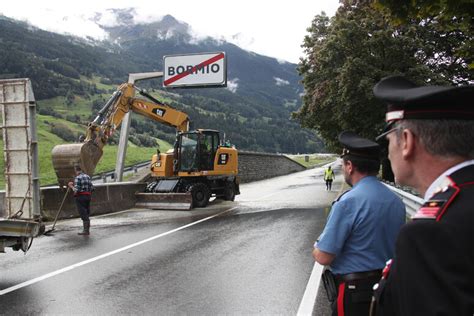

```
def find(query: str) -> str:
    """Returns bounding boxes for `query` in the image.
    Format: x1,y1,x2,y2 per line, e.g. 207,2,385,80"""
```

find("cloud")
156,29,177,41
1,1,341,63
274,77,290,86
226,78,239,93
276,58,289,65
1,7,109,40
188,28,213,45
93,10,121,27
227,32,255,49
130,8,164,25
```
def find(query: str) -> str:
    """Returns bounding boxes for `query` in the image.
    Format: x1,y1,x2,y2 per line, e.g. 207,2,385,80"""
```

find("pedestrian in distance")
324,165,335,190
68,165,94,236
313,131,406,316
371,76,474,315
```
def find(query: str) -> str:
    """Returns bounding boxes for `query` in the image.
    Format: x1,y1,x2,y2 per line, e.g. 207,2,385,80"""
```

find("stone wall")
238,151,306,183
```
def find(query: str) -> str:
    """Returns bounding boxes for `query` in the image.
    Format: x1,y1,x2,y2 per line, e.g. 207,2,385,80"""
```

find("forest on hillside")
0,16,325,154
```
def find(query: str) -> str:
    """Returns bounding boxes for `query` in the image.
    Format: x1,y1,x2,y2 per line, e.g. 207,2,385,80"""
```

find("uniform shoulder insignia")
413,181,459,221
413,199,446,220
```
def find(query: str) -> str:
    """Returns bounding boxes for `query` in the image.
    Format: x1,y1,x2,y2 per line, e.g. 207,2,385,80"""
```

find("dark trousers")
326,179,333,190
332,275,380,316
75,195,91,222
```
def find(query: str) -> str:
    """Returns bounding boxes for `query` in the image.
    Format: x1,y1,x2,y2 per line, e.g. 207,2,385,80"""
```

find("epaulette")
332,189,351,205
412,176,460,221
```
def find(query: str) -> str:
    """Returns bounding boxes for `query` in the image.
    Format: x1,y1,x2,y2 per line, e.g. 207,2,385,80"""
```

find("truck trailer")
0,79,43,253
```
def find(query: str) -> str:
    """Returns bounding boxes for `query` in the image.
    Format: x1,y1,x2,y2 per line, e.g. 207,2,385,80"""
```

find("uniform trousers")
332,273,380,316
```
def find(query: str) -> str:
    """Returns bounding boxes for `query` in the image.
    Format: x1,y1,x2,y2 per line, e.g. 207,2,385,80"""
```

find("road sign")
163,52,227,88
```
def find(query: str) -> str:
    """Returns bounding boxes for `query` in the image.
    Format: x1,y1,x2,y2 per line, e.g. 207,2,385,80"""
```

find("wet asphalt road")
0,161,342,315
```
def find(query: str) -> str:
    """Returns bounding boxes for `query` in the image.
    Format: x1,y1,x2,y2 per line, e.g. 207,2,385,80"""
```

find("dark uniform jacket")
375,164,474,315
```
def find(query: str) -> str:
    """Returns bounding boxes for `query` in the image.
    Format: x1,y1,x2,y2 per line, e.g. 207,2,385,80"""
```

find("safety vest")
324,168,334,180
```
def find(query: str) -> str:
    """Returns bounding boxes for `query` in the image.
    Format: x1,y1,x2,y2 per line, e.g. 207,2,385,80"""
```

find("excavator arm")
51,83,189,186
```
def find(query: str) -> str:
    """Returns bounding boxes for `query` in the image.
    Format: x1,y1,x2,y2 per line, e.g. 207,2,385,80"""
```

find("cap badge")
386,110,404,122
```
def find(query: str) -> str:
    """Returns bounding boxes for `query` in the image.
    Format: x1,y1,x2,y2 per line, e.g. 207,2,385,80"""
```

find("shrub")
50,123,77,142
38,106,57,116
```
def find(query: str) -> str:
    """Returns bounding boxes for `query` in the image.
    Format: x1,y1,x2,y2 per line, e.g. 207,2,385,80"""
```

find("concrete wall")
40,182,146,221
238,151,306,183
1,152,306,220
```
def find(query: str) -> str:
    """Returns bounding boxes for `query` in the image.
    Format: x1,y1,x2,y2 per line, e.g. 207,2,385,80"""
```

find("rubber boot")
78,221,90,235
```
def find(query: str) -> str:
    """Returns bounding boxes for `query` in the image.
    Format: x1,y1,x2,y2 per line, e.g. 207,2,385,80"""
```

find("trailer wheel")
224,182,236,201
189,183,210,208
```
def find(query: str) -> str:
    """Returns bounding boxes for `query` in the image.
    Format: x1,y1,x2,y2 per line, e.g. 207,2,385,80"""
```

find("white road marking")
0,207,237,296
297,162,341,315
296,262,324,316
258,192,280,199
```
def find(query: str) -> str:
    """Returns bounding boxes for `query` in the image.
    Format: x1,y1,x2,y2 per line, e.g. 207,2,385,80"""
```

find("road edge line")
296,262,324,316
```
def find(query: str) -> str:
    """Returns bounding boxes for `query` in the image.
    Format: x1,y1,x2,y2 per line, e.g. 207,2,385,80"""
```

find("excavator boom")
51,83,189,187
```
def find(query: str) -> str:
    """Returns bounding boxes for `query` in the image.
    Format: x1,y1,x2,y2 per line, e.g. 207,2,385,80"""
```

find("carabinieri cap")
339,131,381,161
373,76,474,140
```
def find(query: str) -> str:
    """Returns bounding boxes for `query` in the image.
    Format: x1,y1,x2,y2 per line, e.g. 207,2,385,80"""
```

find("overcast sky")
1,0,340,63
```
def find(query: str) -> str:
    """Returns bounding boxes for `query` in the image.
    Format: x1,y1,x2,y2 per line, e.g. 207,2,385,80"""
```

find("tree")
295,4,433,151
295,1,472,152
374,0,474,79
374,0,473,25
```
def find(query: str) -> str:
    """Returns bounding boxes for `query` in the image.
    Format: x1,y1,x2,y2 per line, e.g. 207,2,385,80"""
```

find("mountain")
0,11,325,153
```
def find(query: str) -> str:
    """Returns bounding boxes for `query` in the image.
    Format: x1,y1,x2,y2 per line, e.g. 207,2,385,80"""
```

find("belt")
75,192,91,196
335,269,382,283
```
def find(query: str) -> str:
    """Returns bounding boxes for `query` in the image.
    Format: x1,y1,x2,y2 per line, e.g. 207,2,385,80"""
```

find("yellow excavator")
51,81,239,209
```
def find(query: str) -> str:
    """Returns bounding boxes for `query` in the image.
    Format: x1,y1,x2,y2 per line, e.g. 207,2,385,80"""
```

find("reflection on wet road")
0,161,342,315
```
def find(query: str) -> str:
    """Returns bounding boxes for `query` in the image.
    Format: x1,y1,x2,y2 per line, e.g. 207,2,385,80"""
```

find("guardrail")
92,161,150,183
383,183,424,218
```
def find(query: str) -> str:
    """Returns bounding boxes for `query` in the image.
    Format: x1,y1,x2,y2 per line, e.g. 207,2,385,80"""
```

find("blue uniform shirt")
316,176,405,274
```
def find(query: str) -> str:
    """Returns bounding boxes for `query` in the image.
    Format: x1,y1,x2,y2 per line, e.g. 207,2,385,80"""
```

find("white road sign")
163,52,227,88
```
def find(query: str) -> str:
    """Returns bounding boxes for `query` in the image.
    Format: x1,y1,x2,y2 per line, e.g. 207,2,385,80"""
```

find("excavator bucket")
135,192,193,210
51,142,103,187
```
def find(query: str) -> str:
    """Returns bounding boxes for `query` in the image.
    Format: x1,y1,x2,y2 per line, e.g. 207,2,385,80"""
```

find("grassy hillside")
0,114,172,189
0,17,326,154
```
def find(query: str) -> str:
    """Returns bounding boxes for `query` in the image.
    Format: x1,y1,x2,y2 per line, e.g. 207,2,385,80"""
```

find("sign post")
163,52,227,88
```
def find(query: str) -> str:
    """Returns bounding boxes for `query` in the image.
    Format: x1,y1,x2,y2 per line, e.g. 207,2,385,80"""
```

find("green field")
0,114,172,189
288,154,336,168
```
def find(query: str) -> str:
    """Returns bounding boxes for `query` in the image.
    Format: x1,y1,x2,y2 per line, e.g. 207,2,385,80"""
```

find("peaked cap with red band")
373,76,474,140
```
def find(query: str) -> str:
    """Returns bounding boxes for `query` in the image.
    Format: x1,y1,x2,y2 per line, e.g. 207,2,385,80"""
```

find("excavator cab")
177,130,219,172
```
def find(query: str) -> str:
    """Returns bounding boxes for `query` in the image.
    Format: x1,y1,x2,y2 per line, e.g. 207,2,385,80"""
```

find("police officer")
313,131,406,316
371,76,474,315
324,165,336,190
